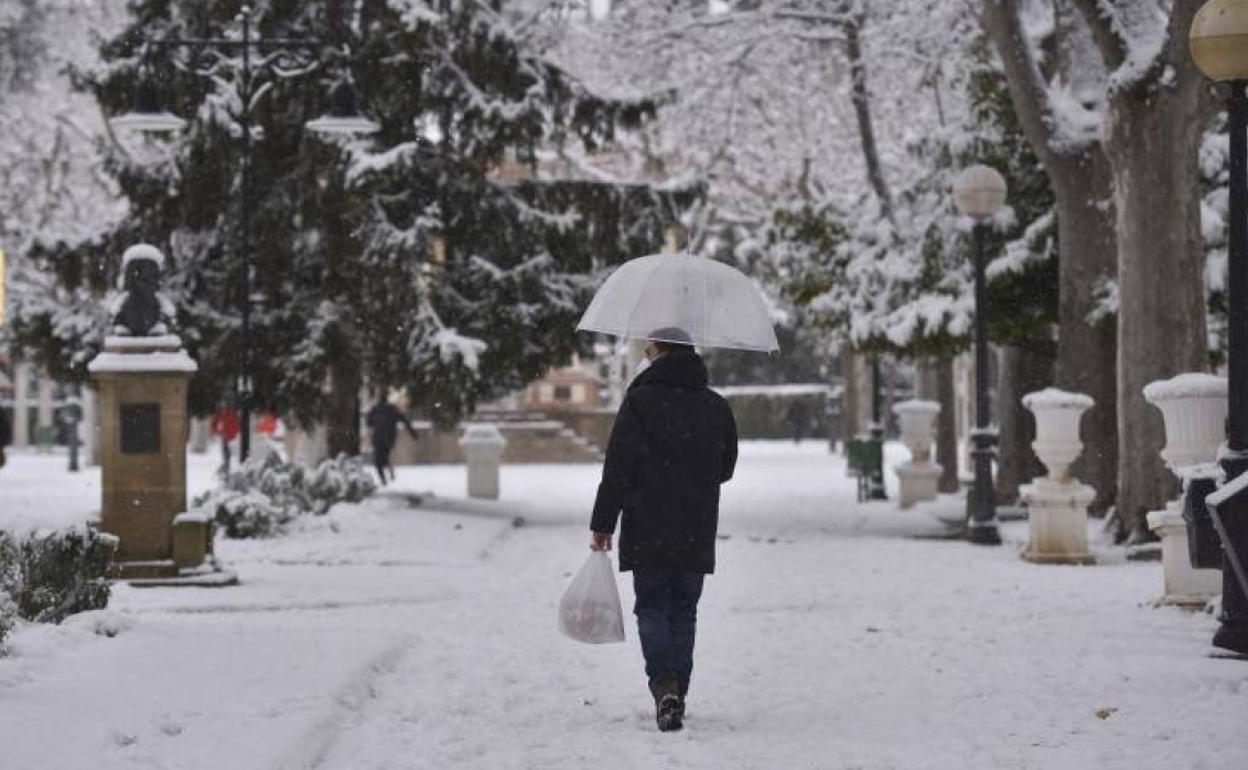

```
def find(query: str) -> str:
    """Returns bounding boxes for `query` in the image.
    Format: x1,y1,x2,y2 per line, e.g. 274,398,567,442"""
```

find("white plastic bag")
558,551,626,644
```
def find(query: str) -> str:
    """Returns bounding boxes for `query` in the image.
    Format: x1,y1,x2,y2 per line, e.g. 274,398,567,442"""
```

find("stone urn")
460,423,507,499
1024,388,1093,483
1018,388,1096,565
892,400,942,508
1142,373,1226,607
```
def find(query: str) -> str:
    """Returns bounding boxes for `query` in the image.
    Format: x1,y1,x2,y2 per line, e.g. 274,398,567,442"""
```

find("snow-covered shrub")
0,532,18,652
195,453,378,537
11,526,117,624
203,490,291,539
305,455,377,513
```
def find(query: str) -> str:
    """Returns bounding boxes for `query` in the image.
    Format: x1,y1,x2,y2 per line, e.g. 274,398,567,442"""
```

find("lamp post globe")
953,164,1007,546
953,165,1008,219
1191,0,1248,82
1191,0,1248,655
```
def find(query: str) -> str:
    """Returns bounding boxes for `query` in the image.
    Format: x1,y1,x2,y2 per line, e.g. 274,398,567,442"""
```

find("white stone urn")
460,423,507,500
1018,388,1096,565
1142,373,1226,607
894,400,939,462
892,400,942,508
1143,373,1228,471
1023,388,1093,483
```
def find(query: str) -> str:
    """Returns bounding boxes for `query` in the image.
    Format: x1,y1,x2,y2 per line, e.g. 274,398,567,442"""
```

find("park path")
2,444,1245,770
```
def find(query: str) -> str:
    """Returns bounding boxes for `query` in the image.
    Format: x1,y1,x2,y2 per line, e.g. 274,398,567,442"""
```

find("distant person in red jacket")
210,405,240,472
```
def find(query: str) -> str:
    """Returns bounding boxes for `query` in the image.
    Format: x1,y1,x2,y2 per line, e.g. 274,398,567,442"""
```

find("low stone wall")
560,409,615,450
390,419,605,464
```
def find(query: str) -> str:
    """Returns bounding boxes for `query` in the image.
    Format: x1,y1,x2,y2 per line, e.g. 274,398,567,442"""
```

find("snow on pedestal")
460,423,506,500
1019,388,1095,565
1142,373,1226,607
892,400,942,508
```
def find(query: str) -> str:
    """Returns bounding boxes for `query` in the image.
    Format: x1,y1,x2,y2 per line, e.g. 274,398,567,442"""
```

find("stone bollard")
172,511,215,570
892,400,942,508
1019,388,1096,564
460,423,506,500
1143,373,1226,607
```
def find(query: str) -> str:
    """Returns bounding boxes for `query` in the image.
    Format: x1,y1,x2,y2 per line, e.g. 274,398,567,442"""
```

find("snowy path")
1,443,1246,769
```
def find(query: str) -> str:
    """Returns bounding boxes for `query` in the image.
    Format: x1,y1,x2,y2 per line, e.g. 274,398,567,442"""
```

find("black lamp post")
953,165,1007,546
1192,0,1248,655
109,5,377,463
868,356,888,500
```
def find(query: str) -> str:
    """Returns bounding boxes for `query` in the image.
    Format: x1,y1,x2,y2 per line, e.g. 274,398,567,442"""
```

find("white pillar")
189,417,210,453
36,374,54,438
1019,388,1096,565
1143,373,1226,606
12,359,30,446
81,386,99,467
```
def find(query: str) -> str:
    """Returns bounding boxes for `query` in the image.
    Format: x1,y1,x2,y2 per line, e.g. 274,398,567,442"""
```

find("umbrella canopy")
577,253,779,352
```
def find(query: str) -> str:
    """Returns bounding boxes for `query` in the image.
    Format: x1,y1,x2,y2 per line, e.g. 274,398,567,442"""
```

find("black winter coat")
591,349,738,574
367,402,414,449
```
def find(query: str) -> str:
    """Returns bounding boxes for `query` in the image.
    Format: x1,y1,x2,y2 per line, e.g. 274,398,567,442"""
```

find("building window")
554,385,572,401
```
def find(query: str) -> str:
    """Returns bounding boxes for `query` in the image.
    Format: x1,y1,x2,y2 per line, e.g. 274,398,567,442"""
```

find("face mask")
634,358,652,377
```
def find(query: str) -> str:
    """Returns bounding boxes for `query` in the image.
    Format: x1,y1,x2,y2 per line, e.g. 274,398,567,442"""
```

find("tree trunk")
981,0,1120,514
326,358,361,458
995,345,1052,504
935,357,960,493
1051,166,1119,515
840,349,859,449
1106,91,1209,540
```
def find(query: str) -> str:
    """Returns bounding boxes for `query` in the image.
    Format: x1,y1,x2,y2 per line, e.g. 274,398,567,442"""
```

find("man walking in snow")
367,395,418,485
590,328,738,732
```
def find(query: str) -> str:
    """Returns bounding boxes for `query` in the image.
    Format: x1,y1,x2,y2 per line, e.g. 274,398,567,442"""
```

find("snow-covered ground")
0,442,1244,769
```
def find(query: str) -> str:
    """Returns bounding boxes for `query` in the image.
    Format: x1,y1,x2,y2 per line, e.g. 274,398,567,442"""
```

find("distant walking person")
210,405,240,473
785,399,810,444
367,396,418,485
0,408,11,471
590,328,738,732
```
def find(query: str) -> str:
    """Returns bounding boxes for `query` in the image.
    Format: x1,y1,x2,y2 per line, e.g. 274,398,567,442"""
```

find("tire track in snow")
270,634,418,770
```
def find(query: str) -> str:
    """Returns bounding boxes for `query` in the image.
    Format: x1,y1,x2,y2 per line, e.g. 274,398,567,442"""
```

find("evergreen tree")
11,0,695,453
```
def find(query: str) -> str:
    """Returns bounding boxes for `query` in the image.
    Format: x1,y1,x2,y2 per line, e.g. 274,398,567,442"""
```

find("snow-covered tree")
1056,0,1213,540
14,0,695,453
0,0,126,377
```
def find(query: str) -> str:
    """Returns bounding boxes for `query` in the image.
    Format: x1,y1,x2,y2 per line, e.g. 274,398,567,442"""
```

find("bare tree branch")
1067,0,1126,70
980,0,1061,166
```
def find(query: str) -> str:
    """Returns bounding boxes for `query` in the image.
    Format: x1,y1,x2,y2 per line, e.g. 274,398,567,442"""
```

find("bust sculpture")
111,244,175,337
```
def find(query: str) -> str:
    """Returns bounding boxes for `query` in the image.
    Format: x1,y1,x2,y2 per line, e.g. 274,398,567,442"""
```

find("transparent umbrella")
577,253,779,352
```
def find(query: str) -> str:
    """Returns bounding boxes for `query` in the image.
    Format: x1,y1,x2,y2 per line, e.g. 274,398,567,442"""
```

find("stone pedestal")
1143,373,1227,606
1019,388,1096,565
892,400,942,509
89,335,198,577
460,423,506,499
1021,479,1096,564
1148,503,1224,607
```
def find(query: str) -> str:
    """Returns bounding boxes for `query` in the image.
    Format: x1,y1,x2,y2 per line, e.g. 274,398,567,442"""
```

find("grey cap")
646,326,693,344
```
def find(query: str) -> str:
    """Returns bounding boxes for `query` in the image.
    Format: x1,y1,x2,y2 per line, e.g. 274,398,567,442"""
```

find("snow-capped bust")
110,244,176,337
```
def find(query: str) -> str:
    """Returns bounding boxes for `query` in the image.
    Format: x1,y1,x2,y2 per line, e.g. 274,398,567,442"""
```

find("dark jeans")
633,568,705,697
373,441,394,484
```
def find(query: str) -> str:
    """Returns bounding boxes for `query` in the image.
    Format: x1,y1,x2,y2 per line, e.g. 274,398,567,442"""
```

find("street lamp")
109,5,378,462
953,164,1007,546
1191,0,1248,655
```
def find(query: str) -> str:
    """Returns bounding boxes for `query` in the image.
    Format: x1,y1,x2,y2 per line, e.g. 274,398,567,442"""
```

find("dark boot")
650,674,683,732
